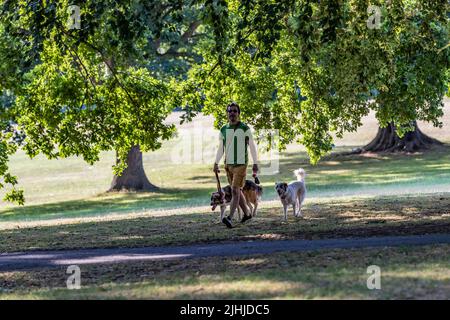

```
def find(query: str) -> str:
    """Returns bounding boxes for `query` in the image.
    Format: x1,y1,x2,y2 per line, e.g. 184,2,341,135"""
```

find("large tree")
0,0,212,201
187,0,449,162
356,0,448,153
0,0,448,204
107,4,206,191
358,121,442,153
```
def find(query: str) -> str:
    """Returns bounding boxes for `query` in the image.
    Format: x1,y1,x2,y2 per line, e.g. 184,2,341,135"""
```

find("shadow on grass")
0,187,213,221
3,145,450,222
0,193,449,253
2,245,448,299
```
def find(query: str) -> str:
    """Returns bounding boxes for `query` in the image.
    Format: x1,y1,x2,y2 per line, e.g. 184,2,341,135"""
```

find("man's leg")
239,190,250,217
229,186,241,220
223,165,250,227
222,165,234,228
246,201,253,217
253,201,258,216
234,165,252,223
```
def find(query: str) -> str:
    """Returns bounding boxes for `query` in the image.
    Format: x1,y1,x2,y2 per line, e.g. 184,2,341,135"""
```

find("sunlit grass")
1,143,450,222
0,193,448,253
0,101,449,221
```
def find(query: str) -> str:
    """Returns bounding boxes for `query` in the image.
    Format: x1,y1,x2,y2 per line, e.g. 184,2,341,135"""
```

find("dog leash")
214,171,225,203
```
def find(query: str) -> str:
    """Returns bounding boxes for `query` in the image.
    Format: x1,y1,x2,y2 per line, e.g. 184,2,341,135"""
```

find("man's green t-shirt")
219,121,250,166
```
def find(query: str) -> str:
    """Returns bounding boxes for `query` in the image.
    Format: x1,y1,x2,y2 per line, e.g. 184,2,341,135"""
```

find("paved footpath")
1,233,449,271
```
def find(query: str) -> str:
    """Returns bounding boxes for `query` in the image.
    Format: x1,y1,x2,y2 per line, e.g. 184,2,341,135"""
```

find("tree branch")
60,27,141,122
150,20,202,57
181,20,201,43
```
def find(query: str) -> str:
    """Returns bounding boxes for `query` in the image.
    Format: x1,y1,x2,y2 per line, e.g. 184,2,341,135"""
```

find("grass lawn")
1,244,448,299
0,100,449,222
0,103,450,299
0,102,449,299
0,193,448,253
0,106,449,252
1,143,450,223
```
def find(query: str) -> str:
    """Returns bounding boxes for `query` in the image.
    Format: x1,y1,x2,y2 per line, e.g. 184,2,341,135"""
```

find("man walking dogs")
213,102,259,228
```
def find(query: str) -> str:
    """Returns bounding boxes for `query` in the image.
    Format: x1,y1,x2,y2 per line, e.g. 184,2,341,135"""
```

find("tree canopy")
189,0,449,162
0,0,212,202
0,0,449,203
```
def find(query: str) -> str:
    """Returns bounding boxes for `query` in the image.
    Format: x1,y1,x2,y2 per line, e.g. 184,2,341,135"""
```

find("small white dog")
275,168,306,221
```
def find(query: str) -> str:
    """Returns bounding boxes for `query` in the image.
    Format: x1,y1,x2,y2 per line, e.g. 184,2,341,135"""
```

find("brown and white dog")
210,179,263,221
275,168,306,221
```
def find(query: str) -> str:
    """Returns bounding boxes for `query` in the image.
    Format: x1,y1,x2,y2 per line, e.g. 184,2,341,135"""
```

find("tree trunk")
356,121,442,153
108,145,158,192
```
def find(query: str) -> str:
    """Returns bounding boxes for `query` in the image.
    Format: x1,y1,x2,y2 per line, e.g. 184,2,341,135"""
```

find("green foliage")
0,123,23,204
0,0,449,204
0,0,212,203
374,1,449,136
15,41,176,172
189,0,450,163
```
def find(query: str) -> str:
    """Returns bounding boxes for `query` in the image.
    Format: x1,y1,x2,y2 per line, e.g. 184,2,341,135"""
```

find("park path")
0,233,449,271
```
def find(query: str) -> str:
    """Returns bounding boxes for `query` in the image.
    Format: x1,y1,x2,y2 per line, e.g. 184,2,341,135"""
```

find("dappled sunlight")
1,135,450,222
166,279,304,299
0,193,448,253
0,186,213,222
241,233,288,241
424,163,450,169
74,279,307,300
229,258,267,266
382,267,450,281
314,169,353,176
2,244,448,299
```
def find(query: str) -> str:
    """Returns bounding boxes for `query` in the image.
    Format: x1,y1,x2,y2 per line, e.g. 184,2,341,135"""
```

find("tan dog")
211,179,262,221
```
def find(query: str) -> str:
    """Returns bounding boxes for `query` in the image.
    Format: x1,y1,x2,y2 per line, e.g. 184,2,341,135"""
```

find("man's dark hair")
226,102,240,114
